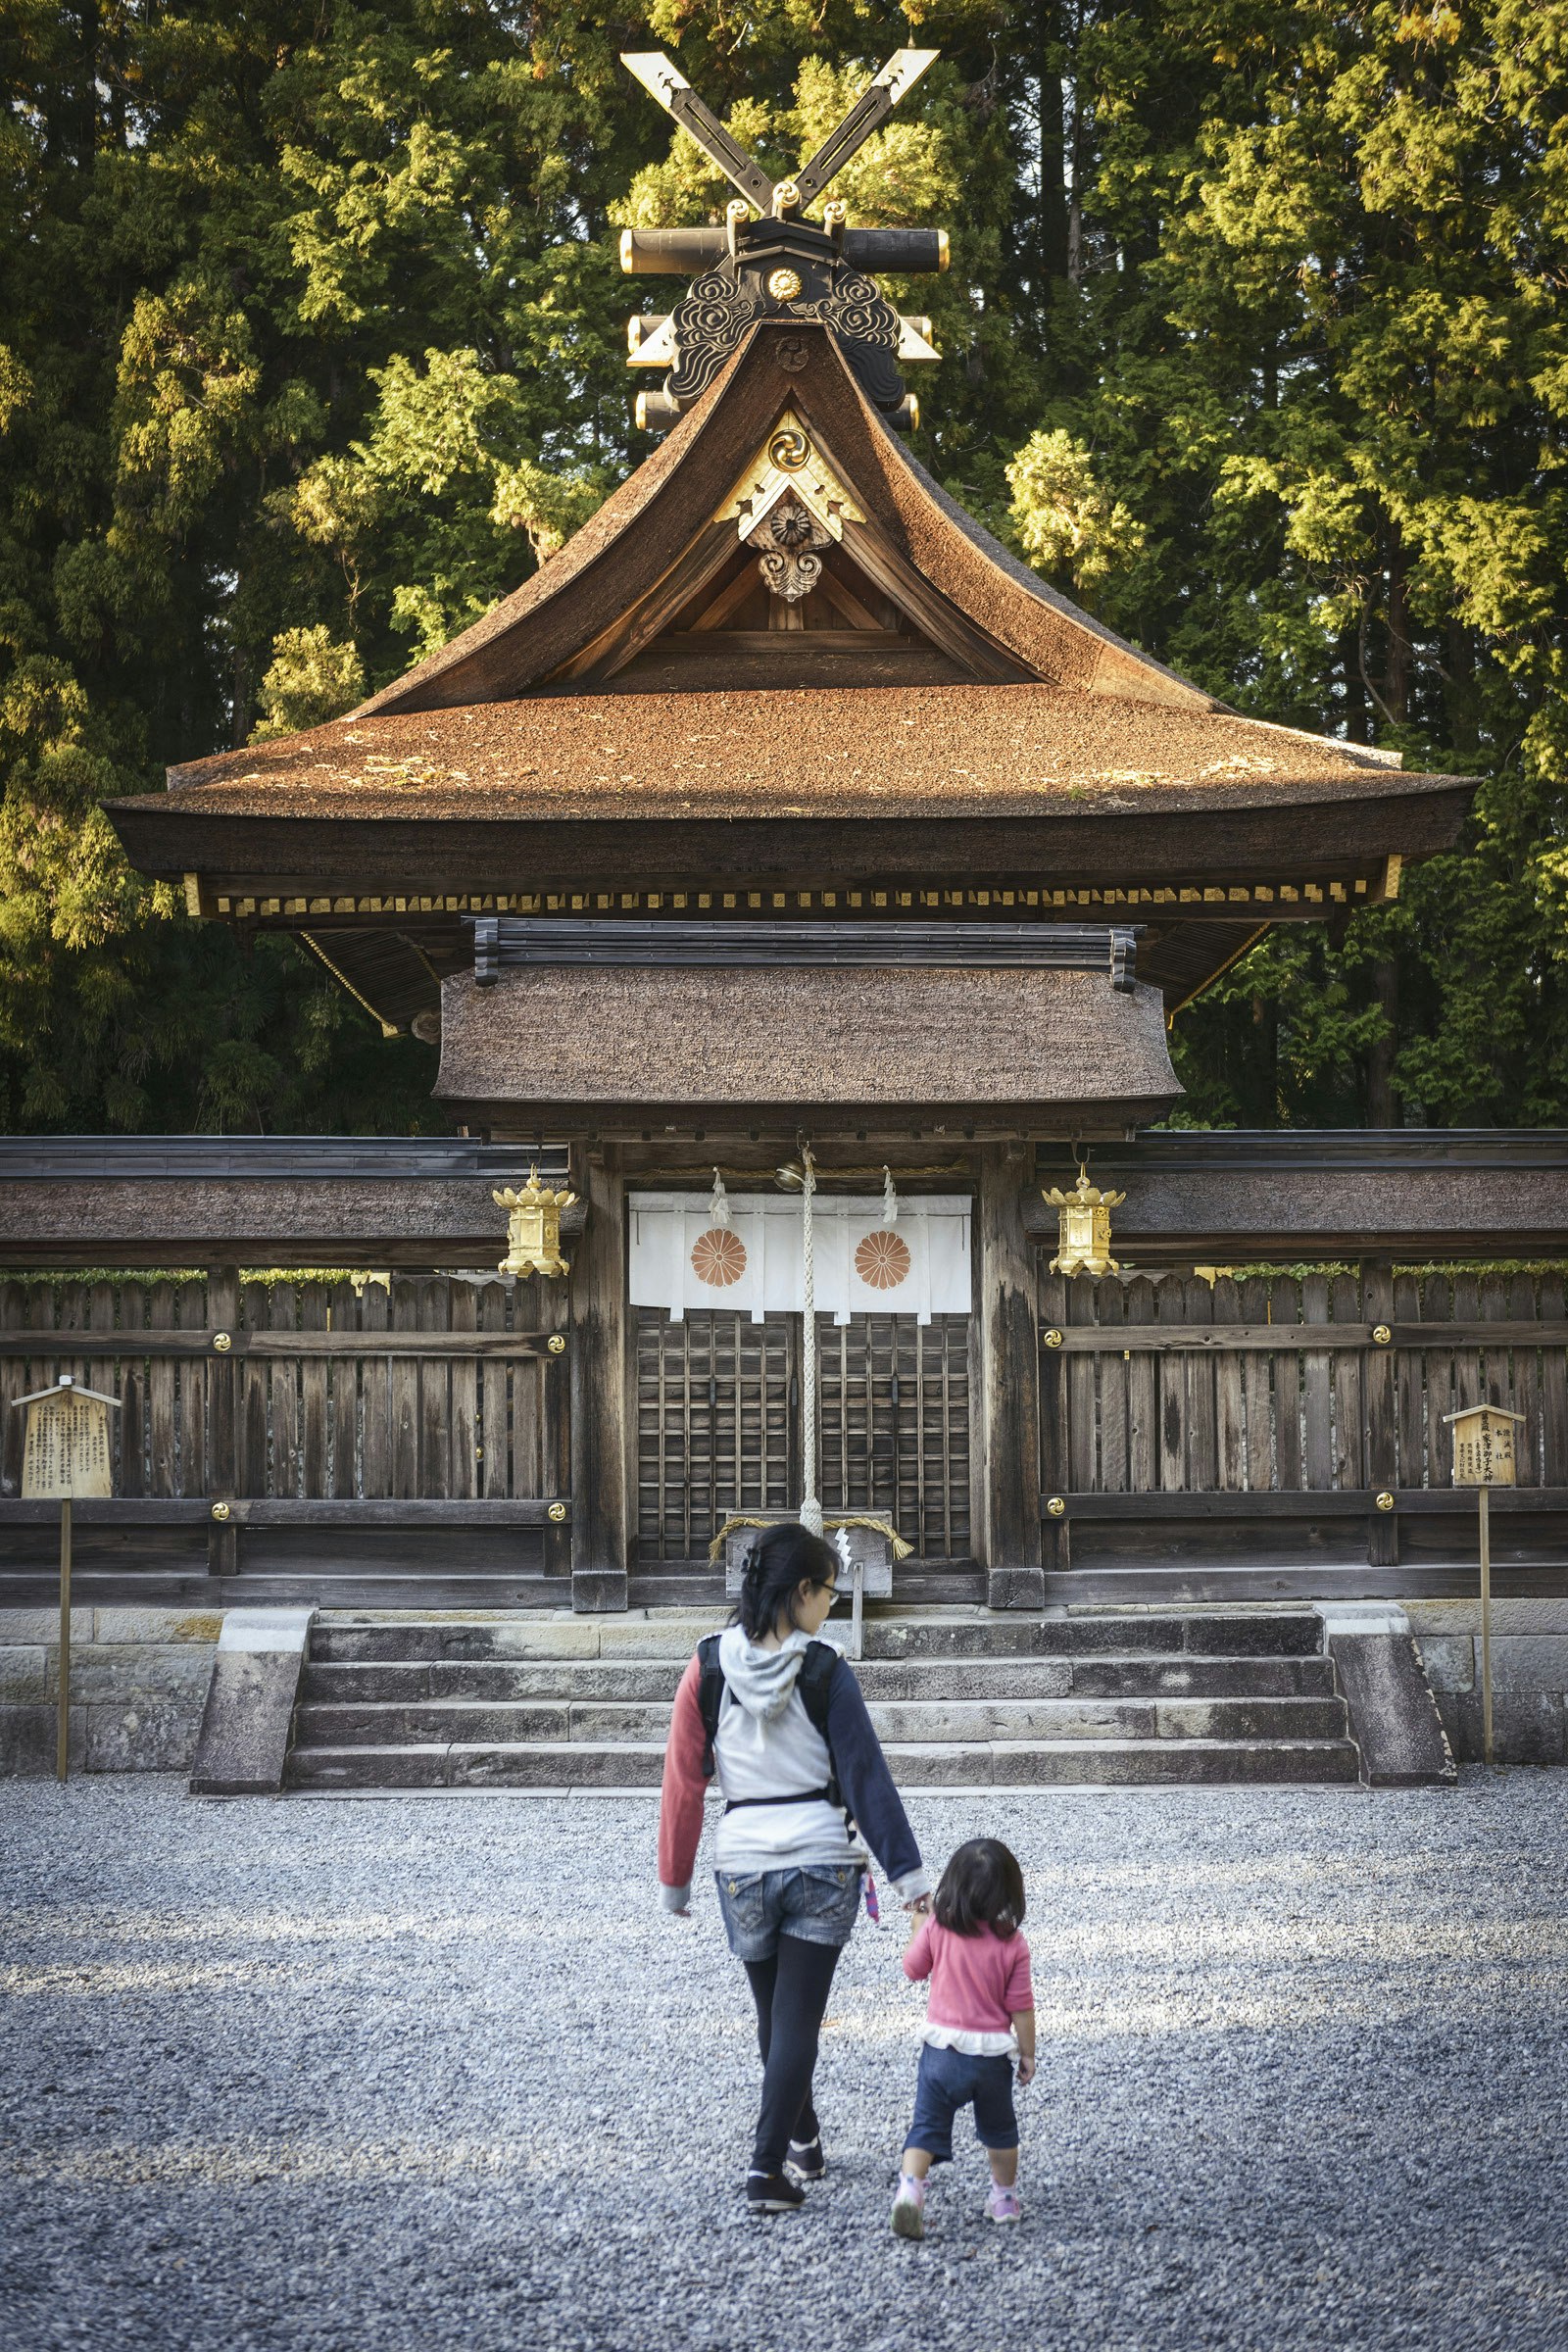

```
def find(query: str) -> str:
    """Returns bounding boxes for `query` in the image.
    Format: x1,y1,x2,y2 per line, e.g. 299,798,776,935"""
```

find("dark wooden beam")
570,1144,630,1609
974,1143,1044,1607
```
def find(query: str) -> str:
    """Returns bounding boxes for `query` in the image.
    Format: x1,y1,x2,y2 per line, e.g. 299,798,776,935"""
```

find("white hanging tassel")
709,1167,731,1229
881,1164,899,1228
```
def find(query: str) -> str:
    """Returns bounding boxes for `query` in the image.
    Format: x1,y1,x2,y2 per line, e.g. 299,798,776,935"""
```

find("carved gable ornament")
717,415,863,605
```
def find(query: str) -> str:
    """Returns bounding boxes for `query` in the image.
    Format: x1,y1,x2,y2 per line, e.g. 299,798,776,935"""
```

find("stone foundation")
0,1607,221,1776
1406,1600,1568,1765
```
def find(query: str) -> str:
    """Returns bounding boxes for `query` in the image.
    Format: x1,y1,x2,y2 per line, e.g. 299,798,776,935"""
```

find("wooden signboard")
12,1377,120,1782
22,1390,115,1500
1444,1404,1528,1767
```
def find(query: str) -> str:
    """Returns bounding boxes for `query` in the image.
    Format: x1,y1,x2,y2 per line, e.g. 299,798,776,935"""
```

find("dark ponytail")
732,1520,841,1642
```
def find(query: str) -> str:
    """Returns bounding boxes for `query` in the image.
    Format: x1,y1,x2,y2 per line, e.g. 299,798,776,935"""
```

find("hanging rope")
798,1140,823,1535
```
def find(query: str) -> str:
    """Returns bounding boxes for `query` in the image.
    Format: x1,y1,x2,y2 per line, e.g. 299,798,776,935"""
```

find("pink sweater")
904,1917,1034,2037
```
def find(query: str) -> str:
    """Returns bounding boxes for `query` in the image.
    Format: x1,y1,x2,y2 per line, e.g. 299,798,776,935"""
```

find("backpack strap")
800,1640,849,1824
696,1632,725,1783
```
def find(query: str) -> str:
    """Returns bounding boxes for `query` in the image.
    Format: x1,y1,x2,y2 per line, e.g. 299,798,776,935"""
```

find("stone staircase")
283,1607,1365,1790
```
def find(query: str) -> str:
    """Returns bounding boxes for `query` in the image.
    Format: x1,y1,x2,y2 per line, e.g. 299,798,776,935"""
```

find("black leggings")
742,1936,844,2175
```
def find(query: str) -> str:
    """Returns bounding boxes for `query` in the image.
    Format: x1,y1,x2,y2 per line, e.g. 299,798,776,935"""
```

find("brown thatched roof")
146,680,1424,824
434,962,1180,1128
350,322,1214,716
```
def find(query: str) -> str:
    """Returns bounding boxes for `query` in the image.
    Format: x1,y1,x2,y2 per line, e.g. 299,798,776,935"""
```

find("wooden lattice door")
635,1307,971,1565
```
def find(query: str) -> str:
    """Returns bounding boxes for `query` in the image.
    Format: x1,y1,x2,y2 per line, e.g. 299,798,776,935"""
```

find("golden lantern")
1042,1161,1127,1279
494,1166,576,1279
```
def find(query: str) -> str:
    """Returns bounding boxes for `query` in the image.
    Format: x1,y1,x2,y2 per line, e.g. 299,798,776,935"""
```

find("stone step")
298,1650,1338,1706
285,1735,1362,1792
292,1692,1349,1749
306,1608,1326,1667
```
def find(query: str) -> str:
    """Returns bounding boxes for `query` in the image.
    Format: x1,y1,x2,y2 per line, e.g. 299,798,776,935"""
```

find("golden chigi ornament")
494,1166,576,1279
1042,1159,1127,1279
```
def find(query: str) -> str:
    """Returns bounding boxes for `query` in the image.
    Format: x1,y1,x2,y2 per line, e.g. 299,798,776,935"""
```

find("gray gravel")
2,1774,1566,2352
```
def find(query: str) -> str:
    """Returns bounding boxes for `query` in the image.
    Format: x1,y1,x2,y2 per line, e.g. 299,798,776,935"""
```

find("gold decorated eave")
185,860,1405,925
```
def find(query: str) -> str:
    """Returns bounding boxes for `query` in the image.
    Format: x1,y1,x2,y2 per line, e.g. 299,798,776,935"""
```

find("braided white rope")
799,1143,823,1535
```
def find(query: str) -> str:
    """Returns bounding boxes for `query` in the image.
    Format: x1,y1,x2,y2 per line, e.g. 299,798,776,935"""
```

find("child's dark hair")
933,1838,1026,1937
732,1521,841,1642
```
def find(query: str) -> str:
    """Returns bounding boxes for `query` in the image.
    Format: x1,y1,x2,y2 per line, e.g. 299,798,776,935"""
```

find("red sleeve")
1004,1931,1035,2014
658,1655,710,1900
902,1916,936,1983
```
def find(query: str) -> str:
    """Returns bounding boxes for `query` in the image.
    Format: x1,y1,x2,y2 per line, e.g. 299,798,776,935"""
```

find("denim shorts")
905,2039,1019,2161
714,1864,861,1961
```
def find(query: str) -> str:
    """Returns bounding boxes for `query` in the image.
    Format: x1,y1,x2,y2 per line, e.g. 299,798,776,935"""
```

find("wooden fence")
0,1273,570,1584
1039,1265,1568,1572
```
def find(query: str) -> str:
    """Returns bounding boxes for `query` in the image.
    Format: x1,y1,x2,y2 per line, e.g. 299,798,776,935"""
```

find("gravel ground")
2,1774,1566,2352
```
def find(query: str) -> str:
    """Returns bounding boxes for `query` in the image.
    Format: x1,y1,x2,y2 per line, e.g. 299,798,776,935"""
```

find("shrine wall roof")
434,962,1181,1126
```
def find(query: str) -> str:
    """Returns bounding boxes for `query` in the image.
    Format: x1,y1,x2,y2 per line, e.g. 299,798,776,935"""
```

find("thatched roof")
435,961,1180,1129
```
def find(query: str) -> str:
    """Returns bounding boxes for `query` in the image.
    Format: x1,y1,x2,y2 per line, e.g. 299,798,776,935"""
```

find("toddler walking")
891,1837,1036,2236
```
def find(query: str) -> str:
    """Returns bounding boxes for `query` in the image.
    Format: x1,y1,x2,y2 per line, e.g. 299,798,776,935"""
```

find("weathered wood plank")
360,1278,390,1500
1362,1264,1396,1564
1394,1271,1424,1489
0,1281,26,1496
269,1283,299,1500
1125,1273,1156,1494
1423,1273,1455,1490
1038,1267,1069,1567
449,1280,478,1501
977,1146,1044,1602
147,1280,176,1498
1541,1275,1568,1487
418,1277,450,1499
1098,1278,1128,1494
389,1278,419,1499
1213,1276,1245,1493
1157,1275,1187,1493
571,1148,628,1606
238,1281,270,1496
1239,1273,1272,1492
1183,1277,1218,1493
206,1265,239,1572
300,1283,328,1498
329,1281,359,1498
1508,1271,1540,1486
1332,1272,1363,1491
481,1278,514,1497
1301,1273,1333,1491
1067,1273,1097,1495
177,1278,207,1498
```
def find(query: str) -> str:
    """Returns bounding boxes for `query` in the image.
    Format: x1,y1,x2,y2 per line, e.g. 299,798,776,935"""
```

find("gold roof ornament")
494,1166,576,1279
1043,1159,1127,1279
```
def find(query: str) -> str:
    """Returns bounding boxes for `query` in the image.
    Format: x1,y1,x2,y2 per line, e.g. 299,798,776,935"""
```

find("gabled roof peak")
353,323,1220,719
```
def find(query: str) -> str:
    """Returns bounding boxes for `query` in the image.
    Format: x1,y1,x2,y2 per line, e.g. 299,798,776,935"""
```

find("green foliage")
1,0,1565,1131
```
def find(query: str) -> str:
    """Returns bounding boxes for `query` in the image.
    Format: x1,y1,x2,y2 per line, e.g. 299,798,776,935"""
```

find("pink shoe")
988,2182,1022,2225
891,2172,927,2239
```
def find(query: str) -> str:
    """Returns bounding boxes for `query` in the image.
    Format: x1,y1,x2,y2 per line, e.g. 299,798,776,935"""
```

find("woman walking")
659,1521,931,2213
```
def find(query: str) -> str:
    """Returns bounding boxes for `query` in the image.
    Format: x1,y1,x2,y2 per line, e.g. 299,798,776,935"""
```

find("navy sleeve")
825,1662,930,1897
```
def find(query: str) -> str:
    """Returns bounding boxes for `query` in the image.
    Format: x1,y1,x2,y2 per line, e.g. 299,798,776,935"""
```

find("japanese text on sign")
21,1394,114,1499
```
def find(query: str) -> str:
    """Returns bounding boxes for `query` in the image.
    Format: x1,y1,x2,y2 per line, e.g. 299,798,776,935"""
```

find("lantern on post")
1042,1159,1127,1279
494,1167,576,1279
1444,1402,1526,1769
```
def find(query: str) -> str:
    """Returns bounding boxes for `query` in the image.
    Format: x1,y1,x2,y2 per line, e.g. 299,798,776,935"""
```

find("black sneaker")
786,2134,825,2182
746,2170,806,2215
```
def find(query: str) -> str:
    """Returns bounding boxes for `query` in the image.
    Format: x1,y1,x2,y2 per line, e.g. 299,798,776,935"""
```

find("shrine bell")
1042,1163,1127,1279
494,1167,576,1279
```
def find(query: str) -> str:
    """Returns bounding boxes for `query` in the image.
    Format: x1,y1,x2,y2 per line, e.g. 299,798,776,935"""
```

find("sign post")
1444,1403,1526,1768
13,1375,119,1781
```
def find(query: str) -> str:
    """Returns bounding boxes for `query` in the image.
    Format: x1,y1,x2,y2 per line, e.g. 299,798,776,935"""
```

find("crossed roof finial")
618,49,948,434
620,49,939,220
